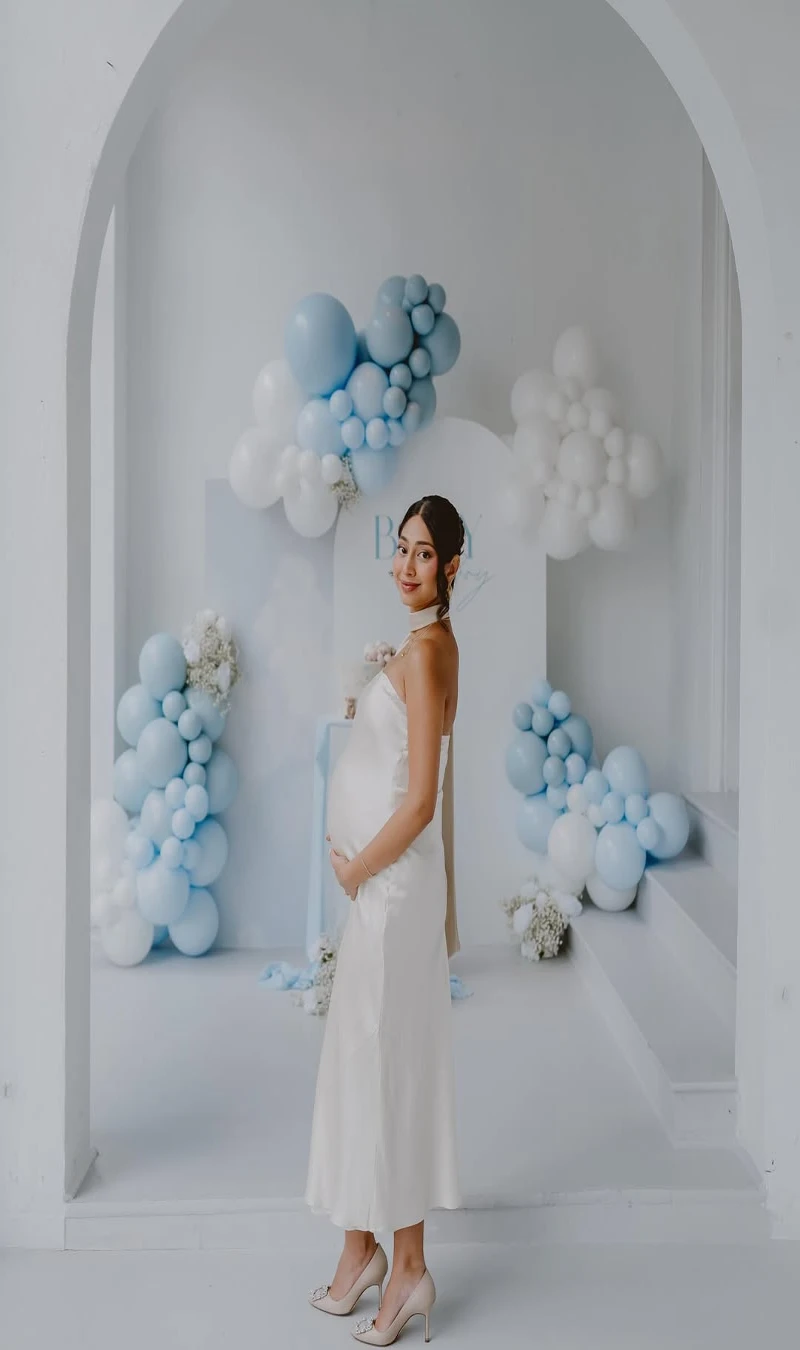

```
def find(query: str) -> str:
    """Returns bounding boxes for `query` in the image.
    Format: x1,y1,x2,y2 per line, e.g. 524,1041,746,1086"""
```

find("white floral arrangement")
291,933,338,1015
500,874,583,961
364,639,396,666
182,609,241,710
332,455,361,510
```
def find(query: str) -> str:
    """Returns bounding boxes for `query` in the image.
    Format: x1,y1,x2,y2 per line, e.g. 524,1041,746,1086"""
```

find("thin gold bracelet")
358,853,374,878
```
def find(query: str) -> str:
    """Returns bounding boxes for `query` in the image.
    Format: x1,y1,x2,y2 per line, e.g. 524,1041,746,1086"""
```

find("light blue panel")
205,480,335,948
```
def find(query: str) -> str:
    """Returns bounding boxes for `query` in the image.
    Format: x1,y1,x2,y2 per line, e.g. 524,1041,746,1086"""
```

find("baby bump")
326,744,393,859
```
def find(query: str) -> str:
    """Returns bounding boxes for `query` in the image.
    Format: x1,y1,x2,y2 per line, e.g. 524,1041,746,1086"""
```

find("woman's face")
393,515,439,609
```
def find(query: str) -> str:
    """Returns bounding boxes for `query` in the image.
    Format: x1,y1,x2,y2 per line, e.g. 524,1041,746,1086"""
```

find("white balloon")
91,852,120,897
512,901,535,936
588,484,636,550
91,890,116,927
604,427,627,458
576,488,596,518
513,415,560,467
501,432,514,448
297,447,320,478
539,500,590,559
511,369,558,423
547,812,597,887
558,431,606,489
606,457,628,487
586,872,638,911
582,386,619,421
557,479,578,507
552,326,599,386
566,783,589,815
588,408,612,439
101,907,155,966
321,453,345,485
559,376,584,402
567,401,589,431
229,426,283,509
283,480,339,538
496,477,546,534
112,875,137,910
627,433,664,499
543,477,560,500
252,358,305,443
91,799,129,851
529,456,552,487
545,390,569,424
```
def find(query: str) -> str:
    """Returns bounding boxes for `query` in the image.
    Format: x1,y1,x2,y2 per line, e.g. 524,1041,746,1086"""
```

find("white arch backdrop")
4,0,800,1243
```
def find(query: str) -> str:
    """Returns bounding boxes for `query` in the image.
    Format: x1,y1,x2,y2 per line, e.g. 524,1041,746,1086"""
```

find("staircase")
569,792,739,1146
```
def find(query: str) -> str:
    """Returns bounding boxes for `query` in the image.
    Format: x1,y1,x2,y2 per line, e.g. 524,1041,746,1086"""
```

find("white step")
636,857,737,1029
569,903,736,1145
685,791,738,887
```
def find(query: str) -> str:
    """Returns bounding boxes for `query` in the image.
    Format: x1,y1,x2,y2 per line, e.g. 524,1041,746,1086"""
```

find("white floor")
5,1240,800,1349
79,938,757,1221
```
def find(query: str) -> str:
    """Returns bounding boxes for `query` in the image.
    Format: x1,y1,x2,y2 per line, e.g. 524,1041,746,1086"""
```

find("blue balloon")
178,708,202,742
182,839,201,871
401,401,421,435
185,784,209,822
205,749,239,814
636,817,661,852
137,857,190,925
411,303,435,336
139,633,186,701
602,791,626,824
347,361,390,422
329,388,353,422
512,701,534,732
187,818,229,887
595,822,646,890
365,417,389,450
531,707,555,738
389,362,413,390
561,714,593,761
404,274,428,306
387,418,406,447
427,282,446,314
160,837,184,870
126,830,155,870
341,415,365,451
408,377,437,427
583,768,610,805
505,730,547,795
188,732,213,765
165,776,186,809
151,924,170,947
547,727,571,759
348,445,399,496
516,793,559,854
602,746,650,798
186,689,226,742
546,783,569,812
184,762,207,788
377,275,407,308
565,753,587,785
296,397,344,457
645,792,690,859
140,789,174,846
284,292,357,397
113,748,150,813
531,678,553,707
168,887,220,957
408,347,432,379
543,755,566,787
365,304,414,368
420,311,461,375
355,329,370,365
625,793,649,826
117,684,160,747
162,690,186,723
137,717,188,788
172,807,196,841
548,690,572,722
383,386,407,420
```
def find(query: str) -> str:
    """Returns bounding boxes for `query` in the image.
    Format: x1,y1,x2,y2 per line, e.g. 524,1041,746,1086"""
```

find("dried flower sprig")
291,933,338,1015
182,609,241,711
333,457,361,511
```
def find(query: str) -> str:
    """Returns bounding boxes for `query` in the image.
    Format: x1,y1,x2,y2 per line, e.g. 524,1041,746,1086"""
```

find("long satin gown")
304,656,462,1232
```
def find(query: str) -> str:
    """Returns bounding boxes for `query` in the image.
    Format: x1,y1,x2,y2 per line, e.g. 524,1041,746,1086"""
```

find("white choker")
408,601,446,631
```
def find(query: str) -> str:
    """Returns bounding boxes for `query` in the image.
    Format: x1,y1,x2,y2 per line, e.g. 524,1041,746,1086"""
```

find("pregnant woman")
305,493,465,1345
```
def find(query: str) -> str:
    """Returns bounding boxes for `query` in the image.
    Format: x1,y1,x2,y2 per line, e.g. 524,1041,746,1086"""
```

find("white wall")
123,0,703,792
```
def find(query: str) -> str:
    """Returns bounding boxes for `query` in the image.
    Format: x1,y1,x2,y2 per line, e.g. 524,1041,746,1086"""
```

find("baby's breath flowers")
501,875,583,961
291,933,338,1015
333,457,361,510
364,639,396,667
182,610,241,711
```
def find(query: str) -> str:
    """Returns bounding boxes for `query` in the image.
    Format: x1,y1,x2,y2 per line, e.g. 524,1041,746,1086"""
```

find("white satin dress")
304,623,462,1233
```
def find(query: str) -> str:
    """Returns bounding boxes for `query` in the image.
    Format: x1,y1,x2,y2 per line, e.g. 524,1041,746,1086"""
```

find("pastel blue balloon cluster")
506,678,690,898
112,633,239,956
284,275,460,495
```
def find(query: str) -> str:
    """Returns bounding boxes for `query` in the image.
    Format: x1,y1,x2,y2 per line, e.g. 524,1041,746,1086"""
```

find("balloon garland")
91,613,240,965
229,275,461,537
507,678,689,909
497,326,665,559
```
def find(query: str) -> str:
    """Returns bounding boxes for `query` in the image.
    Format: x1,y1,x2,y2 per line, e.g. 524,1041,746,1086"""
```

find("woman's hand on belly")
326,834,360,900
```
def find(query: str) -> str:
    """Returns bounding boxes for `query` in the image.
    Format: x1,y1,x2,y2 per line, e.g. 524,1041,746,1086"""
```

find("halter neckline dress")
304,601,462,1232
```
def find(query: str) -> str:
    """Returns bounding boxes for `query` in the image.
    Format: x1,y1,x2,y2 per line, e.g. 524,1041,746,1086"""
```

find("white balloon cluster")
229,359,348,538
497,327,664,559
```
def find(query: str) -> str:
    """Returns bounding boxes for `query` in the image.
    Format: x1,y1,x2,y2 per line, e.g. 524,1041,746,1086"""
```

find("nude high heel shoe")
309,1242,388,1316
351,1267,436,1344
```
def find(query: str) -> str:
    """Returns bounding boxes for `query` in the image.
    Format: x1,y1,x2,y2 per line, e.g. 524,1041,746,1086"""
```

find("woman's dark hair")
398,495,466,621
